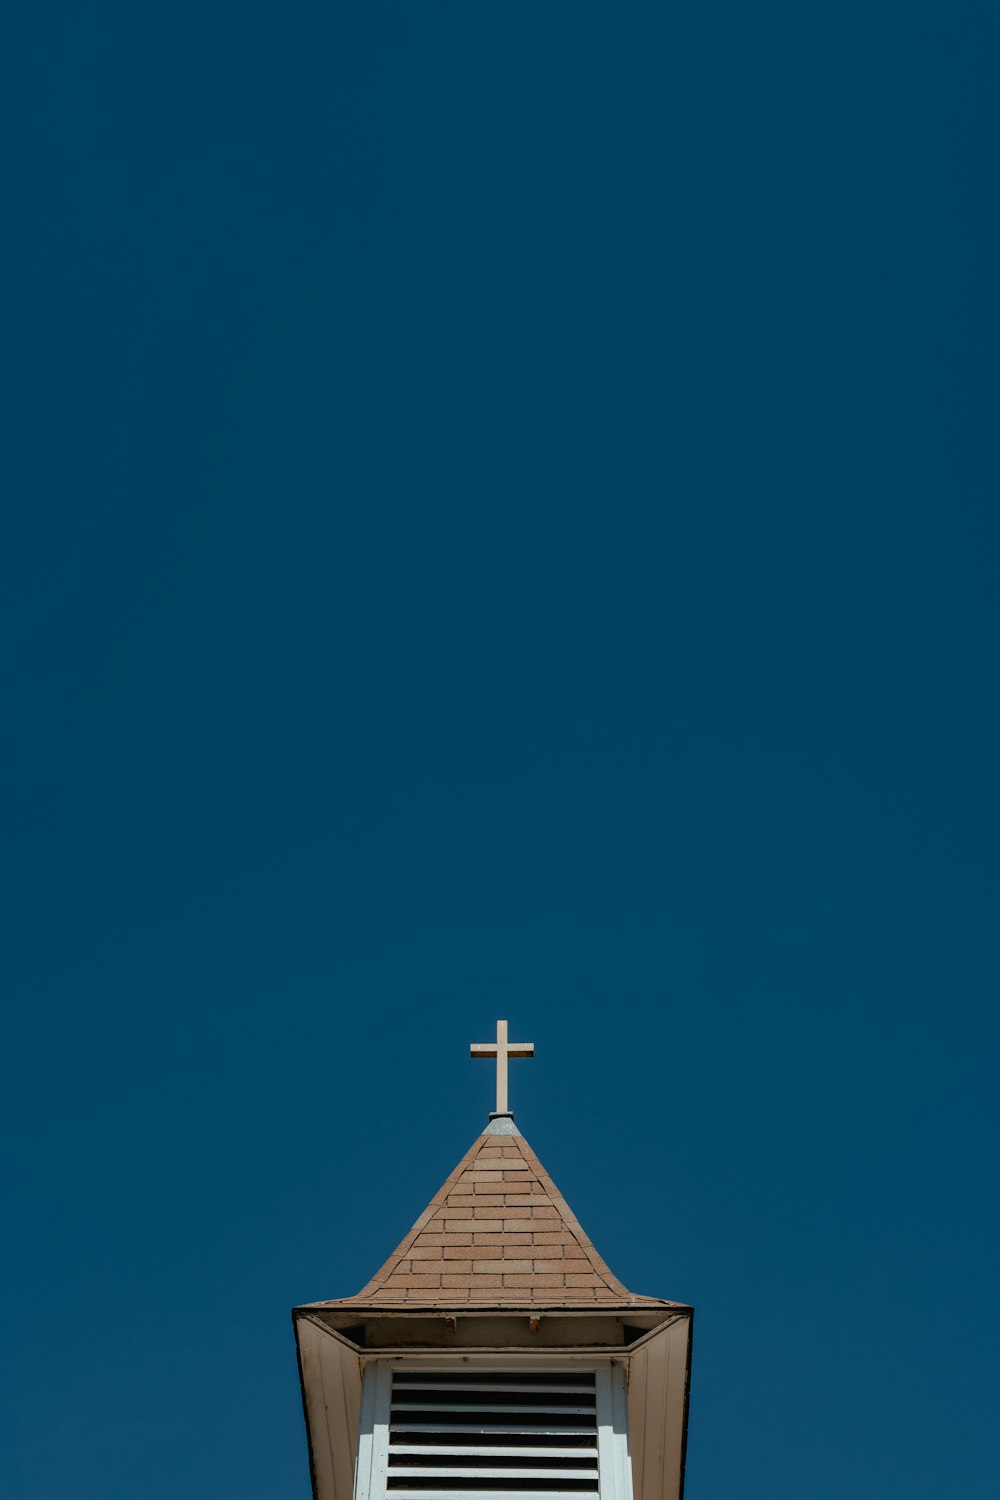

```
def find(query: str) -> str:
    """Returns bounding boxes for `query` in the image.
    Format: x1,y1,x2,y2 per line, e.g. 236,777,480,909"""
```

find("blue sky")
3,4,997,1498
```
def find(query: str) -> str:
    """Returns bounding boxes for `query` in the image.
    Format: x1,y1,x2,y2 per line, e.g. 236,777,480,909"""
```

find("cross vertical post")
470,1019,535,1115
496,1019,509,1113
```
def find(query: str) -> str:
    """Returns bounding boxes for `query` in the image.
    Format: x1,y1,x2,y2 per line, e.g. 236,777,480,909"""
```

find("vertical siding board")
595,1366,617,1500
610,1362,634,1500
628,1346,647,1500
330,1340,356,1500
356,1359,393,1500
626,1319,691,1500
646,1330,668,1500
662,1323,687,1500
299,1320,338,1500
340,1340,362,1478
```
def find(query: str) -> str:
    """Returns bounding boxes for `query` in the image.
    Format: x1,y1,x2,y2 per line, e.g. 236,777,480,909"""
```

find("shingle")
504,1272,565,1288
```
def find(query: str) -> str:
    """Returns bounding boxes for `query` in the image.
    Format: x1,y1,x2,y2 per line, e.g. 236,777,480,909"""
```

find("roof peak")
310,1124,669,1312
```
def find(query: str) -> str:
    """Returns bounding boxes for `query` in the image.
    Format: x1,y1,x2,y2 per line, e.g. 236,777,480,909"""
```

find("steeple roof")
305,1122,677,1311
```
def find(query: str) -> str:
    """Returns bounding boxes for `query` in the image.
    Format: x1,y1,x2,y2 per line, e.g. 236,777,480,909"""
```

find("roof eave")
294,1297,691,1315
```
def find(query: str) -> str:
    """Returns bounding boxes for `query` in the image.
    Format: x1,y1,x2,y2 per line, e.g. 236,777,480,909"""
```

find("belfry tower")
293,1023,693,1500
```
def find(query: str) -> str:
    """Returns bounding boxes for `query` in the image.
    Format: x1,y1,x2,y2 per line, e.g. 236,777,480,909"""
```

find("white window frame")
353,1357,632,1500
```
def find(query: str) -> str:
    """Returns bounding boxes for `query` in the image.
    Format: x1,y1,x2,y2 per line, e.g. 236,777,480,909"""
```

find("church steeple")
293,1023,693,1500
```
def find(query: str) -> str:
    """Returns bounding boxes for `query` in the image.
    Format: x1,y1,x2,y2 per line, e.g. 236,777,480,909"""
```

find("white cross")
470,1019,534,1115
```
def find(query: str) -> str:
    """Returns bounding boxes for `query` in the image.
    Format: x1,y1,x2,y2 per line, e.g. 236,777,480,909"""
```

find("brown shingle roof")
305,1126,676,1311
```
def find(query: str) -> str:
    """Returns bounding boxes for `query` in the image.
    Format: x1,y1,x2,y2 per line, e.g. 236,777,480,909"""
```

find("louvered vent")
386,1371,600,1500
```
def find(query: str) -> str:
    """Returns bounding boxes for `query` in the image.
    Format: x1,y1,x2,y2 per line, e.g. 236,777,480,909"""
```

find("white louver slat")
385,1371,601,1500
